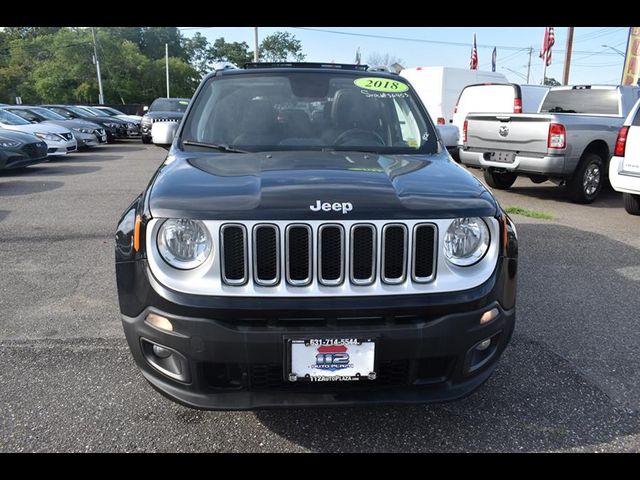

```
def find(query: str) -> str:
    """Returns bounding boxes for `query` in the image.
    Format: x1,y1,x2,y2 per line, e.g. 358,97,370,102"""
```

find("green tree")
259,32,305,62
184,32,213,77
140,27,187,61
544,76,561,86
210,37,253,67
144,57,200,101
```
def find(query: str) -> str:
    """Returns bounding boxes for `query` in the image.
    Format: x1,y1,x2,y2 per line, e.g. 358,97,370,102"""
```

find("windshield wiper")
547,106,577,113
182,140,248,153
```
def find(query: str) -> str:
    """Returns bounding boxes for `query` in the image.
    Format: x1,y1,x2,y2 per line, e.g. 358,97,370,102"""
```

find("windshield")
74,106,100,117
0,109,31,125
98,107,124,116
181,72,437,154
30,107,66,120
83,106,108,116
149,98,190,113
539,88,620,115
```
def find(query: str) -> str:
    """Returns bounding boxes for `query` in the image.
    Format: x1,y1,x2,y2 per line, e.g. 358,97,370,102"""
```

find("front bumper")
460,148,568,176
609,155,640,195
117,255,517,409
46,139,78,156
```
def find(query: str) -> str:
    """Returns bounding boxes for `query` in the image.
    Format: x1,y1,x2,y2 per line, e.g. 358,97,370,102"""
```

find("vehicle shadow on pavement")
499,183,624,209
255,223,640,452
1,165,102,177
0,180,64,196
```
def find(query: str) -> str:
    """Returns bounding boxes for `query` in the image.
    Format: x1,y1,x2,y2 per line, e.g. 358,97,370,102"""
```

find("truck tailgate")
465,113,553,156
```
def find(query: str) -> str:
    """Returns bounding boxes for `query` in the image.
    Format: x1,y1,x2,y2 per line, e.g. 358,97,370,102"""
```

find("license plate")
288,338,376,382
489,151,515,163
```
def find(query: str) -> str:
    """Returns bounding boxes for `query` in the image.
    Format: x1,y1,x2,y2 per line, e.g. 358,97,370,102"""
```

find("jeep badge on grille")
309,200,353,214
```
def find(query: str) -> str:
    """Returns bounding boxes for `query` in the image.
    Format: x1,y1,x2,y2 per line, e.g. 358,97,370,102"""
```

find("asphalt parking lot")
1,142,639,452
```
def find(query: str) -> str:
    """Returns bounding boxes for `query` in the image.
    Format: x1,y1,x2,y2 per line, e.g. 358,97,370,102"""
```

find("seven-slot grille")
219,222,437,287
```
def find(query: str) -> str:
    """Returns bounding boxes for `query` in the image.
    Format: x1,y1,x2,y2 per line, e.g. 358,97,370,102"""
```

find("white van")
400,66,508,126
452,83,549,149
609,96,640,215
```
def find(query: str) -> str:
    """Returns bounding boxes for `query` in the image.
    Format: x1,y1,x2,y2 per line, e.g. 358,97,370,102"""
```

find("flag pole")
542,54,548,85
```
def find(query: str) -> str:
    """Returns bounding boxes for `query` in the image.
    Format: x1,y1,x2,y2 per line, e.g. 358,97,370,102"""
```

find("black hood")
148,150,498,220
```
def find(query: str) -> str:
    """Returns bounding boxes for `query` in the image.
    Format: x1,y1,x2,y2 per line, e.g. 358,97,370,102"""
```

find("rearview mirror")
152,121,178,150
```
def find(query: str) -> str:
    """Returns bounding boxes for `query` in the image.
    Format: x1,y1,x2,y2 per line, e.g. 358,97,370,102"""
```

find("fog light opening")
152,344,172,359
145,313,174,332
476,338,491,351
480,307,499,325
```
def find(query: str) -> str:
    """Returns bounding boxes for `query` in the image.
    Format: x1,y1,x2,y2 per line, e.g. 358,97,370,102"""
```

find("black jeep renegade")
115,63,518,409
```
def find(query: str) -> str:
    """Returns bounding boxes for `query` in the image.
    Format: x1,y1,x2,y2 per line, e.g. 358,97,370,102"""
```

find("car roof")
212,65,399,82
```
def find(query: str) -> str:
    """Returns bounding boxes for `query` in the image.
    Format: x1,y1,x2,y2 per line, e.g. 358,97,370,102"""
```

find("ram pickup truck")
460,85,640,203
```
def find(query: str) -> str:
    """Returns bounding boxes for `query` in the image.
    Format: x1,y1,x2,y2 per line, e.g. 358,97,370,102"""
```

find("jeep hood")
148,150,498,220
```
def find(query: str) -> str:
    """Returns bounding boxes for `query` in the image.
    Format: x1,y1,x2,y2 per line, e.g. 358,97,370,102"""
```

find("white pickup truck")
460,85,640,203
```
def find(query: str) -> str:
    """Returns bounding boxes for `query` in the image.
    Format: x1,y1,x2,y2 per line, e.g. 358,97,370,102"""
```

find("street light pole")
253,27,259,62
91,27,105,104
562,27,574,85
602,44,626,56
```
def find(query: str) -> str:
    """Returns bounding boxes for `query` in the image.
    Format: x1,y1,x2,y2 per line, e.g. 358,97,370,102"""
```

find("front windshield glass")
31,107,66,120
75,106,100,116
149,98,190,113
0,109,31,125
102,107,125,115
181,72,437,154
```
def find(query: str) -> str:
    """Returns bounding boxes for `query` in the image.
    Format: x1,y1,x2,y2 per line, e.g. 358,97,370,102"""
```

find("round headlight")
157,219,212,270
443,217,490,266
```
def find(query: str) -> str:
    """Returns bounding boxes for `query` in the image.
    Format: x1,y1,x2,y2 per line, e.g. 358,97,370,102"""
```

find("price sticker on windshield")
354,77,409,93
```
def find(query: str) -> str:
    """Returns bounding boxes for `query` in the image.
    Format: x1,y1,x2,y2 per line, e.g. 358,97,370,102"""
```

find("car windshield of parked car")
149,98,189,113
101,107,125,116
30,107,67,120
62,106,93,117
181,72,437,154
74,106,100,117
0,109,31,126
81,106,106,116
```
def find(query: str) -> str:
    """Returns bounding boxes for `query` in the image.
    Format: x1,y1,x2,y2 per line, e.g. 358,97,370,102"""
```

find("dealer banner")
622,27,640,85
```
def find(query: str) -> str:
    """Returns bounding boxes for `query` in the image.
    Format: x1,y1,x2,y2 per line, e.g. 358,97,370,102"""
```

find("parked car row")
0,103,142,171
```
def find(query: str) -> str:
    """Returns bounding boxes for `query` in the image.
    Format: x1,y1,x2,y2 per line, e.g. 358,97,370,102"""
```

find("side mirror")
143,106,149,112
152,121,178,149
435,124,459,146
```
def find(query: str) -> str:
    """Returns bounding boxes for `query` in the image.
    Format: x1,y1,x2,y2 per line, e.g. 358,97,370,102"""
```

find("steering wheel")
334,128,385,146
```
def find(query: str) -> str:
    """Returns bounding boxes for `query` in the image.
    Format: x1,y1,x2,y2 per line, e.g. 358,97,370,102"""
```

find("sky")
179,26,631,85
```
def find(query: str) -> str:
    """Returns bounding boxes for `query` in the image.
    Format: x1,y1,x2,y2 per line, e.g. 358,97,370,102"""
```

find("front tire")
567,153,604,204
483,169,518,190
623,193,640,215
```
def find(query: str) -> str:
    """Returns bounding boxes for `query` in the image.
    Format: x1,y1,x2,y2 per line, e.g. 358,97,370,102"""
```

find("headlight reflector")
157,219,212,269
443,217,490,266
0,140,21,148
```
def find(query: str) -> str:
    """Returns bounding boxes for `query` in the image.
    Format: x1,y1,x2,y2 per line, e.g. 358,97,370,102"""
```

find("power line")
288,27,623,56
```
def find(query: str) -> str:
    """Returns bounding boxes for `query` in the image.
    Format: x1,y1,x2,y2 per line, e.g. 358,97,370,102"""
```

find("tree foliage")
544,76,561,86
259,32,305,62
0,27,198,104
366,52,404,71
0,28,305,104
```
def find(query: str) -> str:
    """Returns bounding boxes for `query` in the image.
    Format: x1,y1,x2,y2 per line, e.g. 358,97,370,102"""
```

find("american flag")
470,33,478,70
539,27,555,66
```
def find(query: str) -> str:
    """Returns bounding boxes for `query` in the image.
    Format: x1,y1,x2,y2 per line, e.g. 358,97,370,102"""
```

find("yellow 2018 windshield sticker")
354,77,409,92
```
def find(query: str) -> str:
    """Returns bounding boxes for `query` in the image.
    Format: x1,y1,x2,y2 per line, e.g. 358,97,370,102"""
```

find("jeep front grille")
219,221,437,288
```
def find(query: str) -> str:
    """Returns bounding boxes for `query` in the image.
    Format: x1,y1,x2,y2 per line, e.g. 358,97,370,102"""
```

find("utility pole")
563,27,575,85
526,47,533,83
165,43,170,98
253,27,259,62
91,27,104,104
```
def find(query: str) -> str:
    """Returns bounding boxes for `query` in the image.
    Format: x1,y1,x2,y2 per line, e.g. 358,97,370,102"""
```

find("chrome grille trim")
285,224,313,286
252,224,280,287
145,218,500,298
220,224,248,286
411,223,438,283
317,224,345,286
381,223,408,285
350,224,377,286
